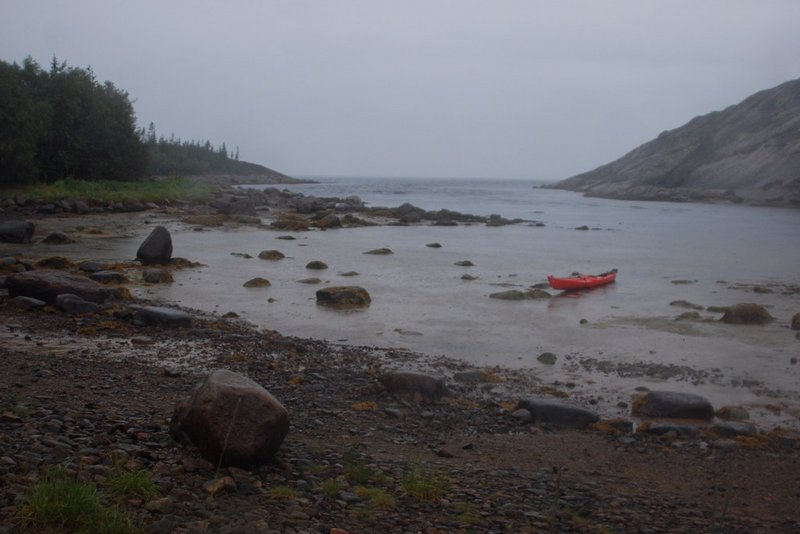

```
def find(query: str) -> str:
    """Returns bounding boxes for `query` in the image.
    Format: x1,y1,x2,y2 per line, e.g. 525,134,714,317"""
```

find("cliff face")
551,78,800,206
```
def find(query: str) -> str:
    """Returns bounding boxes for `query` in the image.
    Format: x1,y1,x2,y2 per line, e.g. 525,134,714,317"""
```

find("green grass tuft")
401,464,448,501
354,486,396,510
266,485,301,500
16,467,141,533
320,478,341,499
106,470,160,504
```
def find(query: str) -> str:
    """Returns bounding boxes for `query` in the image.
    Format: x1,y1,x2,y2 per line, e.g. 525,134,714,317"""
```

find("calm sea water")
54,177,800,426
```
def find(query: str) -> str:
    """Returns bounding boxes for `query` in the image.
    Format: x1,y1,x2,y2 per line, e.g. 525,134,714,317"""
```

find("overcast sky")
2,1,799,180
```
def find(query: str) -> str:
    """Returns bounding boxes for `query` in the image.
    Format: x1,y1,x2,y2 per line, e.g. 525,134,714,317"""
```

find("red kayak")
547,269,617,291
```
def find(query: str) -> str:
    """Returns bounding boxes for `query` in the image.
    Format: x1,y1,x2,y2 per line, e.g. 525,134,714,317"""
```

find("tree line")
0,57,262,187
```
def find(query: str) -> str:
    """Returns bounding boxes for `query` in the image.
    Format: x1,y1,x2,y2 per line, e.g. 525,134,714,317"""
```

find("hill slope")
550,78,800,206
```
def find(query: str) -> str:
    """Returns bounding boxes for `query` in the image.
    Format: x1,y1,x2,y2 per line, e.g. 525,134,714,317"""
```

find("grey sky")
2,1,799,180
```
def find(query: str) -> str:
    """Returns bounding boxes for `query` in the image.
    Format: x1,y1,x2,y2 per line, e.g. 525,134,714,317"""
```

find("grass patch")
342,448,375,485
354,486,396,510
454,501,482,525
106,470,160,504
266,485,301,500
401,464,448,501
16,467,141,533
319,478,341,499
7,177,214,203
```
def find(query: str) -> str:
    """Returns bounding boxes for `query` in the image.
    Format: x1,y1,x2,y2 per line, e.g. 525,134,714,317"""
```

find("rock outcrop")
6,270,108,304
550,78,800,207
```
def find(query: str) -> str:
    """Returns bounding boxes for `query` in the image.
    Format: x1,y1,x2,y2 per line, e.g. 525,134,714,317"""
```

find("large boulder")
720,303,773,324
169,369,290,467
0,220,35,243
517,397,599,429
315,286,371,309
136,226,173,265
6,270,107,304
632,390,714,420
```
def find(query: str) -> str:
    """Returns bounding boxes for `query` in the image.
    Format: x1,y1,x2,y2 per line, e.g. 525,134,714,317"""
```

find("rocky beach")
2,182,800,533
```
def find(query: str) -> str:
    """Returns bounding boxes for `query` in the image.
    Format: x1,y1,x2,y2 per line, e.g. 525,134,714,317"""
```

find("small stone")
537,352,557,365
454,260,474,267
306,260,328,270
145,497,174,513
364,248,393,255
243,277,271,288
258,250,285,260
203,476,236,494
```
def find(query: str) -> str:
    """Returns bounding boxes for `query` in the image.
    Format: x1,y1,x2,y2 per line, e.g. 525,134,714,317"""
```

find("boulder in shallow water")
315,286,371,309
490,288,551,300
170,369,289,467
632,390,714,420
136,225,173,265
791,312,800,330
720,303,773,324
243,277,271,288
306,260,328,270
0,220,35,243
258,250,285,260
364,247,393,255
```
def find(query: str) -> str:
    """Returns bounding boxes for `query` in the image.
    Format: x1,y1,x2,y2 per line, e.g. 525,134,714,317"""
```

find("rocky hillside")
550,78,800,206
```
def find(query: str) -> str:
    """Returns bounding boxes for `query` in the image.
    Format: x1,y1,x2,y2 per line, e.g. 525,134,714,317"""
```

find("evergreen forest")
0,57,267,187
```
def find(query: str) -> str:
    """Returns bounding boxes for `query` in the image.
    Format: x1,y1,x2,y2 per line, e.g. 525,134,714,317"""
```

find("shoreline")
2,184,800,531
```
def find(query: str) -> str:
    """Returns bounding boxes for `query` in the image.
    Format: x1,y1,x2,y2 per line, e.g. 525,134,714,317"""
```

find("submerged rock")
306,260,329,270
721,303,773,324
243,277,271,288
490,288,551,300
316,286,371,308
364,247,393,255
258,250,285,260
